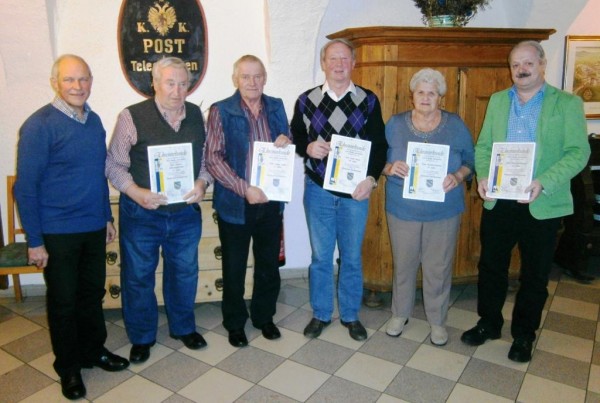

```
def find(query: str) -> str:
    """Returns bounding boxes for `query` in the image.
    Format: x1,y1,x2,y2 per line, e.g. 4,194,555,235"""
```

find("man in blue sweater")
14,54,129,400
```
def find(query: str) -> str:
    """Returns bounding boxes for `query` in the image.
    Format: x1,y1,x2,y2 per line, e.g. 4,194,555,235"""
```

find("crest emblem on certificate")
118,0,208,97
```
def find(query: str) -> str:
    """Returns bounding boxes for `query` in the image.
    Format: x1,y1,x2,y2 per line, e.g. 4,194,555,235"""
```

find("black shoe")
82,349,129,372
172,331,207,350
303,318,331,338
461,325,501,346
61,372,86,400
260,322,281,340
563,268,595,284
129,342,154,364
508,338,533,362
228,328,248,347
341,320,368,341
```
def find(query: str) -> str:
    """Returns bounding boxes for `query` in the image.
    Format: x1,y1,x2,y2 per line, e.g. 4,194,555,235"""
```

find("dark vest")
212,90,289,224
128,99,205,210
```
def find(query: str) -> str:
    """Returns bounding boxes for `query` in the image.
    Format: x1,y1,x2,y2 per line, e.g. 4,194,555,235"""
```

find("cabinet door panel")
454,67,520,279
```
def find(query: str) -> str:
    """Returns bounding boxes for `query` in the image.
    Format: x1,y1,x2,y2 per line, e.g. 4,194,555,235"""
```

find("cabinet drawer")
103,274,123,309
199,237,254,271
197,268,253,301
102,268,254,308
102,193,254,309
199,237,222,270
106,242,120,276
105,236,252,274
104,273,166,309
200,201,219,238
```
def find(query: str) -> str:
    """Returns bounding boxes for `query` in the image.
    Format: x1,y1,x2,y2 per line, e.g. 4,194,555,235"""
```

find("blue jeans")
303,177,369,322
119,195,202,344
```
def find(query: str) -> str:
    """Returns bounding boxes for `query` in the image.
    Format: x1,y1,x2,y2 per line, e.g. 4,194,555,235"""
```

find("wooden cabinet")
103,194,254,309
327,27,555,291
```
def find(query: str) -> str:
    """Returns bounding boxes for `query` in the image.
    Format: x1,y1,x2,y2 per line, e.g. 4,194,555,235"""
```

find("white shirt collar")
322,81,356,102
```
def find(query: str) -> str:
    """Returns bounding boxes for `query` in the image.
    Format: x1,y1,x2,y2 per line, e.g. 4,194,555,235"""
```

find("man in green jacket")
461,41,590,362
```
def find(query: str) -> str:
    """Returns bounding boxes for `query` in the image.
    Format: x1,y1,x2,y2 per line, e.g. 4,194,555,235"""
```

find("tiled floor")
1,262,599,403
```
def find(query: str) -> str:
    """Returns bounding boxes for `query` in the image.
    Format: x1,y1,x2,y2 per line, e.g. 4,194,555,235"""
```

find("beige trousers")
386,213,461,326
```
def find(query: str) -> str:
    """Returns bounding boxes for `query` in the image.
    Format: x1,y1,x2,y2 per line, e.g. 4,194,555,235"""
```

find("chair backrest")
6,176,24,244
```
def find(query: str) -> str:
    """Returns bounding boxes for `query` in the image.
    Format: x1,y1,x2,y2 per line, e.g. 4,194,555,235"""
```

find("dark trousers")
217,202,282,331
477,200,561,341
43,229,108,377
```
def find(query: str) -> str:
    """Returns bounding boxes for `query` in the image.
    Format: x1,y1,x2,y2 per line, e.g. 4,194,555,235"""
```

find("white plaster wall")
1,0,599,286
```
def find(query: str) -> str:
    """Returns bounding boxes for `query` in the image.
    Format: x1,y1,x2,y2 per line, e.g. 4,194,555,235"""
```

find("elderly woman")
384,68,474,345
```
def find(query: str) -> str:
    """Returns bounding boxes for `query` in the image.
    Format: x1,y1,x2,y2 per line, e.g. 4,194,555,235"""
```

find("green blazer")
475,83,590,220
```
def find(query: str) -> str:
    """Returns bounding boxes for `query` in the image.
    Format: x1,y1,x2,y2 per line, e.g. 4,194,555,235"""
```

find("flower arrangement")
413,0,491,27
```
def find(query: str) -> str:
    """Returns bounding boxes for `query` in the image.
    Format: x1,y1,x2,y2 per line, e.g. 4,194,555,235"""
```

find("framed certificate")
250,141,296,202
323,134,371,194
147,142,195,204
486,142,536,200
403,142,450,203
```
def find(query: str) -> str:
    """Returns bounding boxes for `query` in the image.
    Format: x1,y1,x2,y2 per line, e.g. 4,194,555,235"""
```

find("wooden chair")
0,176,43,301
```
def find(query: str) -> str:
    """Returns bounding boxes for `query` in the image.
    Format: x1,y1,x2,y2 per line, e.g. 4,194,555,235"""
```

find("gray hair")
320,38,356,62
51,54,91,80
232,54,267,79
509,40,547,65
152,57,191,82
409,68,447,97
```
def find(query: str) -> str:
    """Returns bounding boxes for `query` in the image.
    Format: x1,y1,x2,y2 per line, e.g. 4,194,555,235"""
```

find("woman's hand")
385,161,409,178
443,172,462,193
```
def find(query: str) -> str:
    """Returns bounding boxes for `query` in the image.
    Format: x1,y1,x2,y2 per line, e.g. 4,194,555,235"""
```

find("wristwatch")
367,176,378,189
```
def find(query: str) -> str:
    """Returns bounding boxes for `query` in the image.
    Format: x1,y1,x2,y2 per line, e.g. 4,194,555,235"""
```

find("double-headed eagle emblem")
148,0,177,36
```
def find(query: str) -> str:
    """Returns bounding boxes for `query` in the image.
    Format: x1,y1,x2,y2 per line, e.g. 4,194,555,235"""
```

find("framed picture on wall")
563,35,600,119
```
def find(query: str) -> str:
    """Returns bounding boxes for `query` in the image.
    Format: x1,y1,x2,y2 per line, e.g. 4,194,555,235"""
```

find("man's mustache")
517,72,531,78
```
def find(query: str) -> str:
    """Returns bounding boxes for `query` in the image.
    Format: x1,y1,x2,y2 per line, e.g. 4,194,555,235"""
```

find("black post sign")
118,0,208,97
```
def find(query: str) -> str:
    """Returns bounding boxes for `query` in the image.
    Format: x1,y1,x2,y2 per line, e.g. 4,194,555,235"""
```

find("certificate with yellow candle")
250,141,296,202
486,142,535,200
323,134,371,194
402,141,449,202
147,142,195,204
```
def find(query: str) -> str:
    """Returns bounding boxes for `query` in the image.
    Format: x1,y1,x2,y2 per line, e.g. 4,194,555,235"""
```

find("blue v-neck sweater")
14,104,111,247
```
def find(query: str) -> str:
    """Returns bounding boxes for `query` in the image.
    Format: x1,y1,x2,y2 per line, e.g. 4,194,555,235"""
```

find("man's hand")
352,177,375,201
183,179,208,204
125,184,168,210
477,177,494,201
245,186,268,204
28,245,48,269
107,222,117,243
274,134,292,148
307,141,331,159
519,179,543,204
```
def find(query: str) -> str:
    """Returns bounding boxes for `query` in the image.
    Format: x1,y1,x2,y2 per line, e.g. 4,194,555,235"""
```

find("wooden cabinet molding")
329,27,555,67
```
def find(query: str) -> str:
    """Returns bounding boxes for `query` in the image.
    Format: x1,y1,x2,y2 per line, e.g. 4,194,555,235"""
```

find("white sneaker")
386,317,408,337
430,325,448,346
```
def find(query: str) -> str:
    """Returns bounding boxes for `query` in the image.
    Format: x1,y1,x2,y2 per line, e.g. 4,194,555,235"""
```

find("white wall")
1,0,599,285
